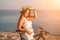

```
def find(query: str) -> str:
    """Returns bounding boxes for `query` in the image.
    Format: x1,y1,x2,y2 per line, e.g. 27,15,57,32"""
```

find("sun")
55,0,60,4
52,0,60,9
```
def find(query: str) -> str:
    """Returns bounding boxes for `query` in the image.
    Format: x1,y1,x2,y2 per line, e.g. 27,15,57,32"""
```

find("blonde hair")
21,6,32,12
20,6,33,16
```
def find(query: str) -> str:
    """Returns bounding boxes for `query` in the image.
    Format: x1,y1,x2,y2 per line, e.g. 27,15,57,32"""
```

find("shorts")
23,29,34,40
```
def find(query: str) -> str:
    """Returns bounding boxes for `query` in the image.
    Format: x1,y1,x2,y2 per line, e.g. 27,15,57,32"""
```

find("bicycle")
16,26,50,40
34,27,50,40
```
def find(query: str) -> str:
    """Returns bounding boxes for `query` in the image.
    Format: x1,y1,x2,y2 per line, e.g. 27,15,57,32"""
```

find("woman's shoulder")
21,16,25,20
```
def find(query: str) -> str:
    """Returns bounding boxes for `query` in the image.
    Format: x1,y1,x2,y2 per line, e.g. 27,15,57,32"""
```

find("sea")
0,9,60,34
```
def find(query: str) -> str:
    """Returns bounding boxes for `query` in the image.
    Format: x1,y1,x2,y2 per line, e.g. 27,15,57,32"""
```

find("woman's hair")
20,6,33,17
17,6,33,29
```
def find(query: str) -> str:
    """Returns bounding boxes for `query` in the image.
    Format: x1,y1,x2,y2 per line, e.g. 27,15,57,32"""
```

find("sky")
0,0,60,10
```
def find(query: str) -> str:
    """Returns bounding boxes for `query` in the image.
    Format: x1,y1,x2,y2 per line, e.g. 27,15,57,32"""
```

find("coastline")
0,30,60,40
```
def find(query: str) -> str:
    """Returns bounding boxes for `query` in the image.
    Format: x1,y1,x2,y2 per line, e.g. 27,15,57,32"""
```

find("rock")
0,31,60,40
0,32,21,40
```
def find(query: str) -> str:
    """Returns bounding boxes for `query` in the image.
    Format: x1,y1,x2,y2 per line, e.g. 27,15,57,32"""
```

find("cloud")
0,0,40,10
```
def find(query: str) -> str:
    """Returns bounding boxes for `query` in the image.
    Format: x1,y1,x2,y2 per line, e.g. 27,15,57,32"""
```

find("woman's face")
24,10,30,17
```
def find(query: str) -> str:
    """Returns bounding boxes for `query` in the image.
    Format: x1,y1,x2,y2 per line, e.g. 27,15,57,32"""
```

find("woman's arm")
17,16,32,35
17,16,26,32
29,9,38,20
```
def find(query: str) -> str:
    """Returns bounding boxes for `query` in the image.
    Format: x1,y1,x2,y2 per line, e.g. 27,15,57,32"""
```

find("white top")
23,16,32,29
22,16,34,40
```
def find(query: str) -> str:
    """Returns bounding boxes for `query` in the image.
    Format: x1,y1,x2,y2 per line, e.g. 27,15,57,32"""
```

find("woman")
17,6,38,40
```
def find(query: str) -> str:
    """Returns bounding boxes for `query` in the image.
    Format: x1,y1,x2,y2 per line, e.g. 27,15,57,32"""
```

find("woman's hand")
33,8,36,12
25,29,32,35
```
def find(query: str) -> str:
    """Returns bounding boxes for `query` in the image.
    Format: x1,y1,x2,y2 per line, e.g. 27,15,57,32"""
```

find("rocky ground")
0,32,20,40
0,31,60,40
0,27,60,40
39,34,60,40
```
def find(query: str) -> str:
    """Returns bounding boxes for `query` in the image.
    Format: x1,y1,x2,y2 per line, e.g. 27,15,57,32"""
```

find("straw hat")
22,6,34,11
20,6,34,13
